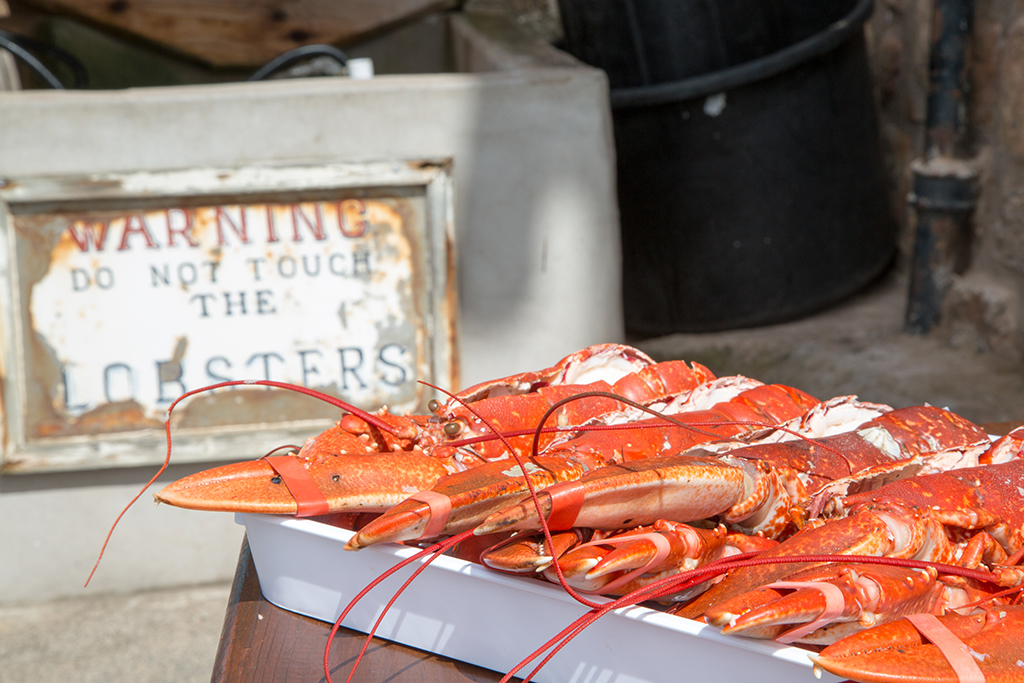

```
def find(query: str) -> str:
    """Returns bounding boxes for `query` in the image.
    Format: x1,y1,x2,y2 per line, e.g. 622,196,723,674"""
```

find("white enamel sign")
0,162,455,472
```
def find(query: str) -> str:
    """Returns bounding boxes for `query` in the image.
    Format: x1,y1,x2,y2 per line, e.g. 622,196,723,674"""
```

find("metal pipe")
904,0,977,334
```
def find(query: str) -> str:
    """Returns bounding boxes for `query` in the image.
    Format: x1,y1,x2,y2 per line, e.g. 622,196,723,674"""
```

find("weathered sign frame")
0,160,456,473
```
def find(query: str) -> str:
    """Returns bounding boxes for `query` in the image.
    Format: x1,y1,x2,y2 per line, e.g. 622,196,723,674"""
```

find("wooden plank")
23,0,458,67
212,538,507,683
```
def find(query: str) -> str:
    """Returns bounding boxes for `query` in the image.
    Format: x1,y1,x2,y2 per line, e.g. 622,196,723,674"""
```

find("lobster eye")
428,399,440,413
443,421,462,437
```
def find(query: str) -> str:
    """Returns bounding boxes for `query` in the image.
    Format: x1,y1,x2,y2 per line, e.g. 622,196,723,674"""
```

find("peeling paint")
27,197,420,428
1,162,457,472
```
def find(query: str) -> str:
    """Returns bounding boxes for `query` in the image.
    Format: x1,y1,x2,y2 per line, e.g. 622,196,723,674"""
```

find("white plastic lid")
347,58,374,80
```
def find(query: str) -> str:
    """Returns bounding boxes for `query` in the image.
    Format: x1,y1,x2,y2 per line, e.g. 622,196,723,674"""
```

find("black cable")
0,30,64,88
1,30,88,88
248,44,349,82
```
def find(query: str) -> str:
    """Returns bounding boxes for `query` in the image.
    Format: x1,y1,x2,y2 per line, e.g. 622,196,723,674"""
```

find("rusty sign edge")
0,159,458,474
0,160,451,205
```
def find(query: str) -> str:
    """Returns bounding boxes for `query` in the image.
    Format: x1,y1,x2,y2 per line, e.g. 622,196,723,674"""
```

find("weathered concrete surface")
0,583,229,683
866,0,1024,365
635,267,1024,425
0,463,246,604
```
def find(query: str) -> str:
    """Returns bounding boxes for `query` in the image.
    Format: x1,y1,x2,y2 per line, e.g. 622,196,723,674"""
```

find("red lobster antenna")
85,379,409,587
326,386,831,681
461,390,997,682
325,529,476,683
517,389,862,601
503,553,1002,683
324,379,567,682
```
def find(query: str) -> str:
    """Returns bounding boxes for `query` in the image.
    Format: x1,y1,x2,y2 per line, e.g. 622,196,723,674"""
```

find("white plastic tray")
239,513,842,683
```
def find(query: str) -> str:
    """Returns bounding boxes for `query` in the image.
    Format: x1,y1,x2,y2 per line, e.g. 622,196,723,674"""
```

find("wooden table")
211,539,506,683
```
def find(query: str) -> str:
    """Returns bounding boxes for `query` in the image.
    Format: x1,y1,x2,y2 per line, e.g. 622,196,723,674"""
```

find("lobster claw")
540,521,731,596
540,537,618,592
153,451,452,514
706,564,946,645
810,605,1024,683
480,529,590,573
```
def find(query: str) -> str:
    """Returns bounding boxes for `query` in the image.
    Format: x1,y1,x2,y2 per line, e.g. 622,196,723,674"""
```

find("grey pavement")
633,268,1024,425
0,583,229,683
3,267,1022,683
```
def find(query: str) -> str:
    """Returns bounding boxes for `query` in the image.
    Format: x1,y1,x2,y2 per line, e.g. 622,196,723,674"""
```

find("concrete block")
942,269,1024,362
0,12,620,603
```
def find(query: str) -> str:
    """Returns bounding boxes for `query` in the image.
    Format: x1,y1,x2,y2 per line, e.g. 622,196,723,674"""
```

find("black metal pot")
560,0,896,334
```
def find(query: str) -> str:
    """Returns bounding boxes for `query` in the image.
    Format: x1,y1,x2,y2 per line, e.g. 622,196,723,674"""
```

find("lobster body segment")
476,405,989,543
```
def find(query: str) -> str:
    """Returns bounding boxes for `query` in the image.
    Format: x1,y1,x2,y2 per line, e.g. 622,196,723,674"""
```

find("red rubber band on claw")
904,613,986,683
545,481,586,530
573,533,672,594
407,491,452,539
764,581,845,644
263,455,331,517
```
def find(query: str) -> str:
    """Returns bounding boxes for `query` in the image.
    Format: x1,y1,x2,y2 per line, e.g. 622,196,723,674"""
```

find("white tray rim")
239,512,831,672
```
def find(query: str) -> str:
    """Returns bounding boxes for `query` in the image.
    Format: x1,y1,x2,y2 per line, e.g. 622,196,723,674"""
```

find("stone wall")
867,0,1024,362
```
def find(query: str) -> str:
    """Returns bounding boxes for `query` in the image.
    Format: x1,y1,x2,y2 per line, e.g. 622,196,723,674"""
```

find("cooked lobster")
119,344,1024,683
685,451,1024,682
